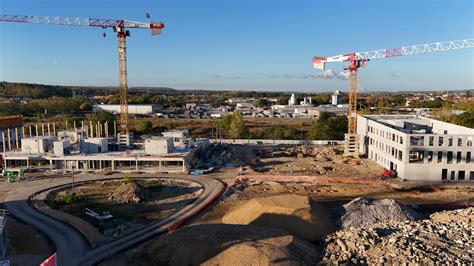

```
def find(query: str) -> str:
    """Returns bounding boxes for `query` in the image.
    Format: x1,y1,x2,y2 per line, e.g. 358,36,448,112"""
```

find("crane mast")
0,14,165,149
313,38,474,158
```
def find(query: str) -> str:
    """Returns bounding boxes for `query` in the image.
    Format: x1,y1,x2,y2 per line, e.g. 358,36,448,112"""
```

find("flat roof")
363,115,474,135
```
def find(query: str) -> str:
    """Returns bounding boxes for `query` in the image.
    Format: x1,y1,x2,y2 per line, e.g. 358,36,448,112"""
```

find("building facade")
357,115,473,181
92,104,163,115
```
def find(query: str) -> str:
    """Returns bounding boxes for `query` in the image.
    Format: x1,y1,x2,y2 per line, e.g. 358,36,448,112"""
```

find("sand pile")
108,182,149,204
222,194,336,240
144,224,318,265
340,197,421,229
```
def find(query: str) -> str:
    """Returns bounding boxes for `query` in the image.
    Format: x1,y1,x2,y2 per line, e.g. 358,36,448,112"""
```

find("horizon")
0,0,473,92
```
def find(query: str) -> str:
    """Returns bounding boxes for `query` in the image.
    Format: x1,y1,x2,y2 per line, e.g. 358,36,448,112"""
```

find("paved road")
1,174,225,266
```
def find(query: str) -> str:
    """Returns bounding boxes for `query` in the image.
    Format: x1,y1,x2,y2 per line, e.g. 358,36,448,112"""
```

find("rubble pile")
285,145,338,162
340,197,421,228
108,182,150,204
322,207,474,264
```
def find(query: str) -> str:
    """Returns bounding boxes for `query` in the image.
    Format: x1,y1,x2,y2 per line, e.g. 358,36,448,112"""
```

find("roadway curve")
2,174,226,265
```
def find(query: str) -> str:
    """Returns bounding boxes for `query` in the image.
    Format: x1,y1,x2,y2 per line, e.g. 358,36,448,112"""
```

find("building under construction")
2,121,209,173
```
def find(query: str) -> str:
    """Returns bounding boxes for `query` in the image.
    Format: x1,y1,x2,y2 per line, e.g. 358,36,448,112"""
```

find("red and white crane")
313,38,474,158
0,14,165,147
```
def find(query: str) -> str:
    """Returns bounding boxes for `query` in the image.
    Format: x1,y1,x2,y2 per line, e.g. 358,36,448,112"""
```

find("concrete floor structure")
2,124,210,173
358,115,474,181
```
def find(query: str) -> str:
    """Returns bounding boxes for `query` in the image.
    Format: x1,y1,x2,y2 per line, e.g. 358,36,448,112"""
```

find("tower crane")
0,14,165,148
313,39,474,158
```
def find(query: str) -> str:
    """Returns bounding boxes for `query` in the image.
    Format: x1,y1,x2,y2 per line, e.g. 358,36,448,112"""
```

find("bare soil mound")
340,197,421,229
222,194,336,240
145,224,318,265
108,182,150,204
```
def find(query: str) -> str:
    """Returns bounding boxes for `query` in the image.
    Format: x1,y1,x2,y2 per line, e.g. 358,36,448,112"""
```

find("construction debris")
340,197,421,229
108,182,150,204
322,207,474,265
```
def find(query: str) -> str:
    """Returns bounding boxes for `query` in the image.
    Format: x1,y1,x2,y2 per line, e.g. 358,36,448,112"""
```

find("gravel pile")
322,207,474,265
108,182,149,204
340,197,421,228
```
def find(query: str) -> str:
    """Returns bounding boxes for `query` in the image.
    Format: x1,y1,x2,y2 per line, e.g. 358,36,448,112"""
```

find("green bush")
57,192,81,204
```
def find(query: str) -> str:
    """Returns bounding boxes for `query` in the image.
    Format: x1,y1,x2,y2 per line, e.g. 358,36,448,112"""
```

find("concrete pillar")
90,121,94,138
159,160,162,172
50,160,53,170
111,160,115,171
65,120,68,130
7,128,11,151
81,120,84,131
35,124,39,137
41,123,45,136
97,122,100,138
182,160,185,172
99,160,102,170
105,121,109,138
73,120,76,130
113,121,117,137
26,158,29,169
29,126,32,138
2,132,6,154
15,128,19,149
53,122,56,136
22,127,26,140
47,123,51,136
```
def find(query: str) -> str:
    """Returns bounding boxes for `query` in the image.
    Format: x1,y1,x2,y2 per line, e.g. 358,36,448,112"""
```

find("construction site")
0,4,473,266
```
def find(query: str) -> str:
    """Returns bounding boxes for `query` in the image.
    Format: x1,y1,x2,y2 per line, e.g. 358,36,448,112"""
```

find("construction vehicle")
313,39,474,158
0,14,165,149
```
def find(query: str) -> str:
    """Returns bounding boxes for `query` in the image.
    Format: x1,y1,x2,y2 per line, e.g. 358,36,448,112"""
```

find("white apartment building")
357,115,473,181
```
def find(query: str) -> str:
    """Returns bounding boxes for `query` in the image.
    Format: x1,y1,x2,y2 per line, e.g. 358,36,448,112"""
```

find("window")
470,171,474,181
429,136,434,146
451,171,455,180
458,171,465,180
400,137,404,144
392,134,395,142
398,150,403,161
468,138,472,147
437,151,443,163
447,151,453,164
456,152,462,163
448,137,453,147
409,151,424,163
441,169,448,180
467,152,471,163
410,136,424,146
458,138,462,147
427,151,433,163
439,136,444,146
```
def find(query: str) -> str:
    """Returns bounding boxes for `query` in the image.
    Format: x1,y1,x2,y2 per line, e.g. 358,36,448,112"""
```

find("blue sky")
0,0,473,92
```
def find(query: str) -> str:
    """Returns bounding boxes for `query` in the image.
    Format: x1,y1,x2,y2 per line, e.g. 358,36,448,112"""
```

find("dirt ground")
45,178,202,237
1,215,55,266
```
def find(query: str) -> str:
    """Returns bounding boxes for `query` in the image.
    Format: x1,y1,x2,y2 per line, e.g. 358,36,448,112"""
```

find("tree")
228,112,248,138
277,95,291,105
254,98,272,107
453,111,474,128
308,112,347,140
80,102,92,111
263,125,297,139
135,119,153,134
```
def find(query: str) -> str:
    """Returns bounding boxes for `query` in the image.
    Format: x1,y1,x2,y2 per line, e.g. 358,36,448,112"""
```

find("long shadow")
148,223,319,265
